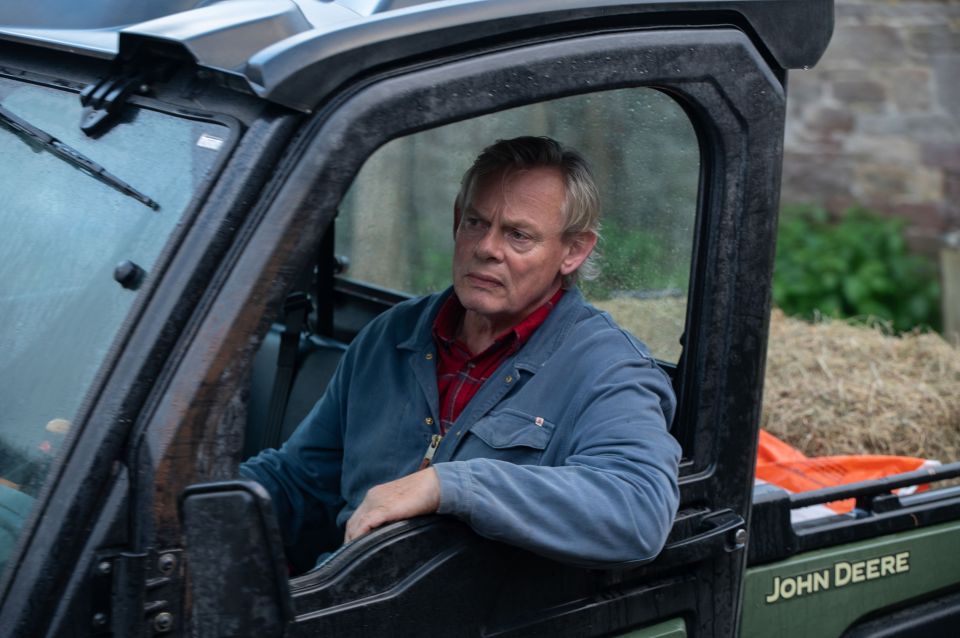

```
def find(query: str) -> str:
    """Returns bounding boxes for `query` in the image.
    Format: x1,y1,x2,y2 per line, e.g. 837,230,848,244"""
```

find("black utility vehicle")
1,1,958,636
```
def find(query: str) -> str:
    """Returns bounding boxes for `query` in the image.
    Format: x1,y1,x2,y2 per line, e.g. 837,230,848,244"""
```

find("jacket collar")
397,287,453,352
512,286,583,372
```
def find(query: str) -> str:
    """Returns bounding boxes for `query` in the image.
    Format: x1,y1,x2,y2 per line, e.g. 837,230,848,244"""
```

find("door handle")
659,509,746,564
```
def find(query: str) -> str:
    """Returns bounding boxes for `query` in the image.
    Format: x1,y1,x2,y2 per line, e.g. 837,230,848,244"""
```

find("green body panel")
614,617,686,638
740,519,960,638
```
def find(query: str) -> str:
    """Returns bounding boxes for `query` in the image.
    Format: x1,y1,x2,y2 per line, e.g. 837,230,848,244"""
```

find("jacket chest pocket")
457,409,556,465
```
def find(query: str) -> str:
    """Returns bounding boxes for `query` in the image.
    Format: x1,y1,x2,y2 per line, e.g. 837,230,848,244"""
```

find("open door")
175,25,792,637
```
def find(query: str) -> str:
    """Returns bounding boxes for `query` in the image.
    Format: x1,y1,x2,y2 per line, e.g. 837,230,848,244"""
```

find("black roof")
0,0,833,111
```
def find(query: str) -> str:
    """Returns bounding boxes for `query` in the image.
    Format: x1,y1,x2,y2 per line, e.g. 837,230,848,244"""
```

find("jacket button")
424,417,434,425
505,375,513,383
425,353,433,360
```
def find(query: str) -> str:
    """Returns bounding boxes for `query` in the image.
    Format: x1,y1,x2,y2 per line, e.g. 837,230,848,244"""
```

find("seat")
244,324,347,459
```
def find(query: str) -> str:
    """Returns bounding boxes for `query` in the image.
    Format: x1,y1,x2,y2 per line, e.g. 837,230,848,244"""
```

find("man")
241,136,681,567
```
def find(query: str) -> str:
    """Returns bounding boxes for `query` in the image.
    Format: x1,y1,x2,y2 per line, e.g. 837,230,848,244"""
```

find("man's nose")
474,227,504,261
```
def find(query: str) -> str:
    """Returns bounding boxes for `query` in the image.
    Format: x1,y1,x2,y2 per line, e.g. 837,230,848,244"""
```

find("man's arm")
435,356,679,566
347,355,680,566
239,375,346,549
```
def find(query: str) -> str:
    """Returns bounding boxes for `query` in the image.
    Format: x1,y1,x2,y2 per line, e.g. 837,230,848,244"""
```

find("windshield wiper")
0,103,159,210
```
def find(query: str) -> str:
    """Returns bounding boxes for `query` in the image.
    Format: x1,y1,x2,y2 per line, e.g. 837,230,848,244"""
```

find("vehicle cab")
0,1,853,636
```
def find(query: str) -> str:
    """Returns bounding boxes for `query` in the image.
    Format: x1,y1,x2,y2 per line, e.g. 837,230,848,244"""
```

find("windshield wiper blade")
0,104,159,210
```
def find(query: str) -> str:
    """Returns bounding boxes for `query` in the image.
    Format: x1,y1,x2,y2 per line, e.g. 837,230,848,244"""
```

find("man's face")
452,166,593,333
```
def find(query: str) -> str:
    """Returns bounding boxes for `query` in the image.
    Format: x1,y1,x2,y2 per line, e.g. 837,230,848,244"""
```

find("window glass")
0,77,229,570
337,88,698,361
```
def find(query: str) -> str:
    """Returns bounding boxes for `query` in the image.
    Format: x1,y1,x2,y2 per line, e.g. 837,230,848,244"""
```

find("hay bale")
592,295,686,362
593,295,960,461
762,310,960,461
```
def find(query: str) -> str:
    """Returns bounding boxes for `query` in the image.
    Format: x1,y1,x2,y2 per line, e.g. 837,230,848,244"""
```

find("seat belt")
261,292,310,451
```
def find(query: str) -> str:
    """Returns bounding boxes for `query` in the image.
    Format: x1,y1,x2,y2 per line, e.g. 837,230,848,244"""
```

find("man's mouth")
465,273,502,288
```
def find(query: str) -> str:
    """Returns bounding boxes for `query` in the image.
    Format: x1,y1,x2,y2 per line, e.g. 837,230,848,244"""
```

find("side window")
336,88,699,362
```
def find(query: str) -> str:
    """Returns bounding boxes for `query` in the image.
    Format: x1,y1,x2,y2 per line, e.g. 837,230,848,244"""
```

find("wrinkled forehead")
466,166,567,216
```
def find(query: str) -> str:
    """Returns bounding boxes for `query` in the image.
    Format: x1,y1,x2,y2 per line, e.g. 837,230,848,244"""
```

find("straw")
763,309,960,461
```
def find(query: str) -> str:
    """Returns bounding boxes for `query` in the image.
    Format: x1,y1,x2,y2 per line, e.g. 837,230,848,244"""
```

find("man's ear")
453,203,461,240
559,232,598,276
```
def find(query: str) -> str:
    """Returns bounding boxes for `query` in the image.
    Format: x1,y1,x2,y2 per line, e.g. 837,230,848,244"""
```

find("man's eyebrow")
502,218,544,238
504,218,535,230
462,205,486,218
462,205,540,235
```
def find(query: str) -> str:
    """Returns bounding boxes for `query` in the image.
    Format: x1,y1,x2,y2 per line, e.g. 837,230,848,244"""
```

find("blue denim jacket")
240,287,680,567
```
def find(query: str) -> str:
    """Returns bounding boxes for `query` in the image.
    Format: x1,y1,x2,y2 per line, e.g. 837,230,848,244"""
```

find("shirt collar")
431,287,565,355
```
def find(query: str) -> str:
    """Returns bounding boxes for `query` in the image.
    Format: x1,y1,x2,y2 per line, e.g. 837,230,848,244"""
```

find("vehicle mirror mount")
180,480,293,637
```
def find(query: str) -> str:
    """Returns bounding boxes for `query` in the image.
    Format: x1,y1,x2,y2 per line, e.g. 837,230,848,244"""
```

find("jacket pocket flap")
468,410,555,450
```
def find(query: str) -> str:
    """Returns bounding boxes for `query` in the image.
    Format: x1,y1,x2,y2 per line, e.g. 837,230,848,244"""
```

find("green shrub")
582,225,687,300
773,204,941,332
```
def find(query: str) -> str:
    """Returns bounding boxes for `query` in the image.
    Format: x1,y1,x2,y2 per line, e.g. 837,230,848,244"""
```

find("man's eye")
507,230,531,242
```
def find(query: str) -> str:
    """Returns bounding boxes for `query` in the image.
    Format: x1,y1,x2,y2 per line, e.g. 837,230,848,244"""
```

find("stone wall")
782,0,960,255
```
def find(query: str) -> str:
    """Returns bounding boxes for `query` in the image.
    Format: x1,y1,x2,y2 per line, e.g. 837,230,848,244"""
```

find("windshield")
0,75,229,571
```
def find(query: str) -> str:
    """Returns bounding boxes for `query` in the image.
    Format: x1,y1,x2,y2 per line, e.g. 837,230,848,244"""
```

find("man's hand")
344,468,441,543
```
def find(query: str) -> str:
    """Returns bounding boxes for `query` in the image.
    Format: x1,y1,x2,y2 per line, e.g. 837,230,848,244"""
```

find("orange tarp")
755,430,933,513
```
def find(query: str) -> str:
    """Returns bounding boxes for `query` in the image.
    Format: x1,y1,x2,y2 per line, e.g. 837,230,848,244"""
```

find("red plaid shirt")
431,288,563,435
